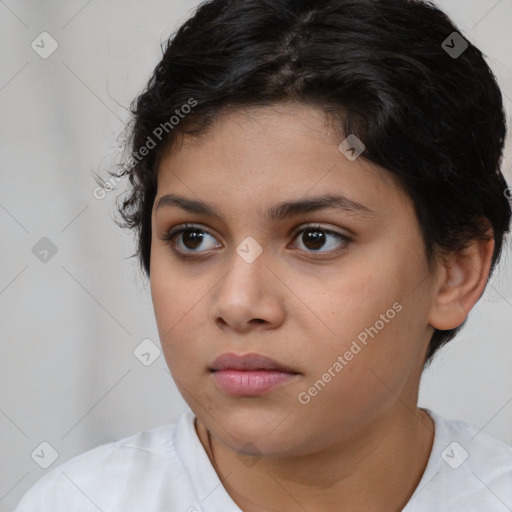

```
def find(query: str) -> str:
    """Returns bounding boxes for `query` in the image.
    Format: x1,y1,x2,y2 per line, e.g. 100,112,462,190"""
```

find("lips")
210,352,299,374
210,352,300,396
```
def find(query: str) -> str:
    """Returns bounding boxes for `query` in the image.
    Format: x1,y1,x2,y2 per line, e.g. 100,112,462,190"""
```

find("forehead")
155,103,406,218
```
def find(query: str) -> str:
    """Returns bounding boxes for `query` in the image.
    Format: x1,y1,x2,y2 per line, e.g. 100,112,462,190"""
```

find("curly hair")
104,0,511,365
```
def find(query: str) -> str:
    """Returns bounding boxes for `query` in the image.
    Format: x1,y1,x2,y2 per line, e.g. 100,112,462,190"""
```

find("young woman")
15,0,512,510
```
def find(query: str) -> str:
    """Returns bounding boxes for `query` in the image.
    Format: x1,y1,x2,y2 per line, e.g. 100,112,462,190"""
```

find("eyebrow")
156,193,377,222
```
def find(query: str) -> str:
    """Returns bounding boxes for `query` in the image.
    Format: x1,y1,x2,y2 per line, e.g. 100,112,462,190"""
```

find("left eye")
160,223,350,256
290,225,351,253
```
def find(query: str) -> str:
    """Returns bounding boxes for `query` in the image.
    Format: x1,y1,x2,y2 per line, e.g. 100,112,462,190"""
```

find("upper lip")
210,353,299,373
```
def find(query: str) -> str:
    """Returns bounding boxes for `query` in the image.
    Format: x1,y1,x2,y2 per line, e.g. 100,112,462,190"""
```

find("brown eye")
300,229,327,251
179,228,206,250
291,225,351,254
159,223,351,259
160,224,221,255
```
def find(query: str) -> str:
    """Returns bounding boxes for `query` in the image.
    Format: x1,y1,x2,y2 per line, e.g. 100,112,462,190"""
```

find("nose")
209,245,286,333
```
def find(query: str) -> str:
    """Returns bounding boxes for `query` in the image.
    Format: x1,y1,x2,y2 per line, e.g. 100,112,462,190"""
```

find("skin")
150,102,494,511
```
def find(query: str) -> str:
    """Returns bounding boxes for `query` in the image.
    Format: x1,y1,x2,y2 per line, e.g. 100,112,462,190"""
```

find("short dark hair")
108,0,511,365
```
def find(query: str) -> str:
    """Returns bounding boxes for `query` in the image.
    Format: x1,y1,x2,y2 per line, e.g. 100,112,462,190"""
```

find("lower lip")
212,370,298,396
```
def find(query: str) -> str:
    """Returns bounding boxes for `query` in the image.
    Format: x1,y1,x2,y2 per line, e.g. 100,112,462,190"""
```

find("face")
150,102,438,457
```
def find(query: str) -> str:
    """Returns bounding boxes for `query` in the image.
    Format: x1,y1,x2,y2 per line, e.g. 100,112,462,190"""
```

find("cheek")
309,269,403,349
294,309,419,433
150,250,188,346
150,254,211,376
298,249,428,394
150,245,197,324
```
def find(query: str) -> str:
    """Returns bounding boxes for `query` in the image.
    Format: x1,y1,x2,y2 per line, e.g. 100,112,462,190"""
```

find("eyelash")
159,223,352,259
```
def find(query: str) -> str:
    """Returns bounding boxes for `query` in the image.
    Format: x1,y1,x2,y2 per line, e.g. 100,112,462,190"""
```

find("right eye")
160,223,222,256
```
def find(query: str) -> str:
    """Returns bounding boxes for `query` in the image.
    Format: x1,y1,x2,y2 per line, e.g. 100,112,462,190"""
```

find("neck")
196,406,435,512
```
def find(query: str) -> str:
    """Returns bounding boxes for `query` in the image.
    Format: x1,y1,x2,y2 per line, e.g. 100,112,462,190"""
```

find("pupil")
183,230,204,249
303,229,325,250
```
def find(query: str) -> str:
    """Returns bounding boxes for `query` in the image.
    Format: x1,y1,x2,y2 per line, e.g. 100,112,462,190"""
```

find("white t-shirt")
14,408,512,511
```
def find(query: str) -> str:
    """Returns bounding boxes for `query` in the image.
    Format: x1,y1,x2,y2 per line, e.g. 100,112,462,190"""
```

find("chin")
201,405,307,455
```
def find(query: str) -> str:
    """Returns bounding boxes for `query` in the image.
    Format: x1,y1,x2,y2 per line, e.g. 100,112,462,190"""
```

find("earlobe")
428,233,495,331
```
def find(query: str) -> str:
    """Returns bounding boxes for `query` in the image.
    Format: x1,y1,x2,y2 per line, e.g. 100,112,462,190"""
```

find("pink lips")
210,353,300,396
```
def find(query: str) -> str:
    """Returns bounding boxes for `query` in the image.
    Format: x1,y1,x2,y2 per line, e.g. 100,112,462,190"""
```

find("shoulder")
405,409,512,512
13,419,189,511
436,411,512,477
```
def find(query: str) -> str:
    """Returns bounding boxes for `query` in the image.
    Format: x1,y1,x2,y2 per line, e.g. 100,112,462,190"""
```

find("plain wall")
0,1,511,510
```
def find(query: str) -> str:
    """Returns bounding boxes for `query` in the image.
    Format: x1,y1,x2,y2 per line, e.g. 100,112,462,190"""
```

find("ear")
428,231,495,330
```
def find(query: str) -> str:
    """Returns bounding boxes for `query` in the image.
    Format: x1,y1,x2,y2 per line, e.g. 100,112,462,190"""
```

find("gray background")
1,1,511,510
